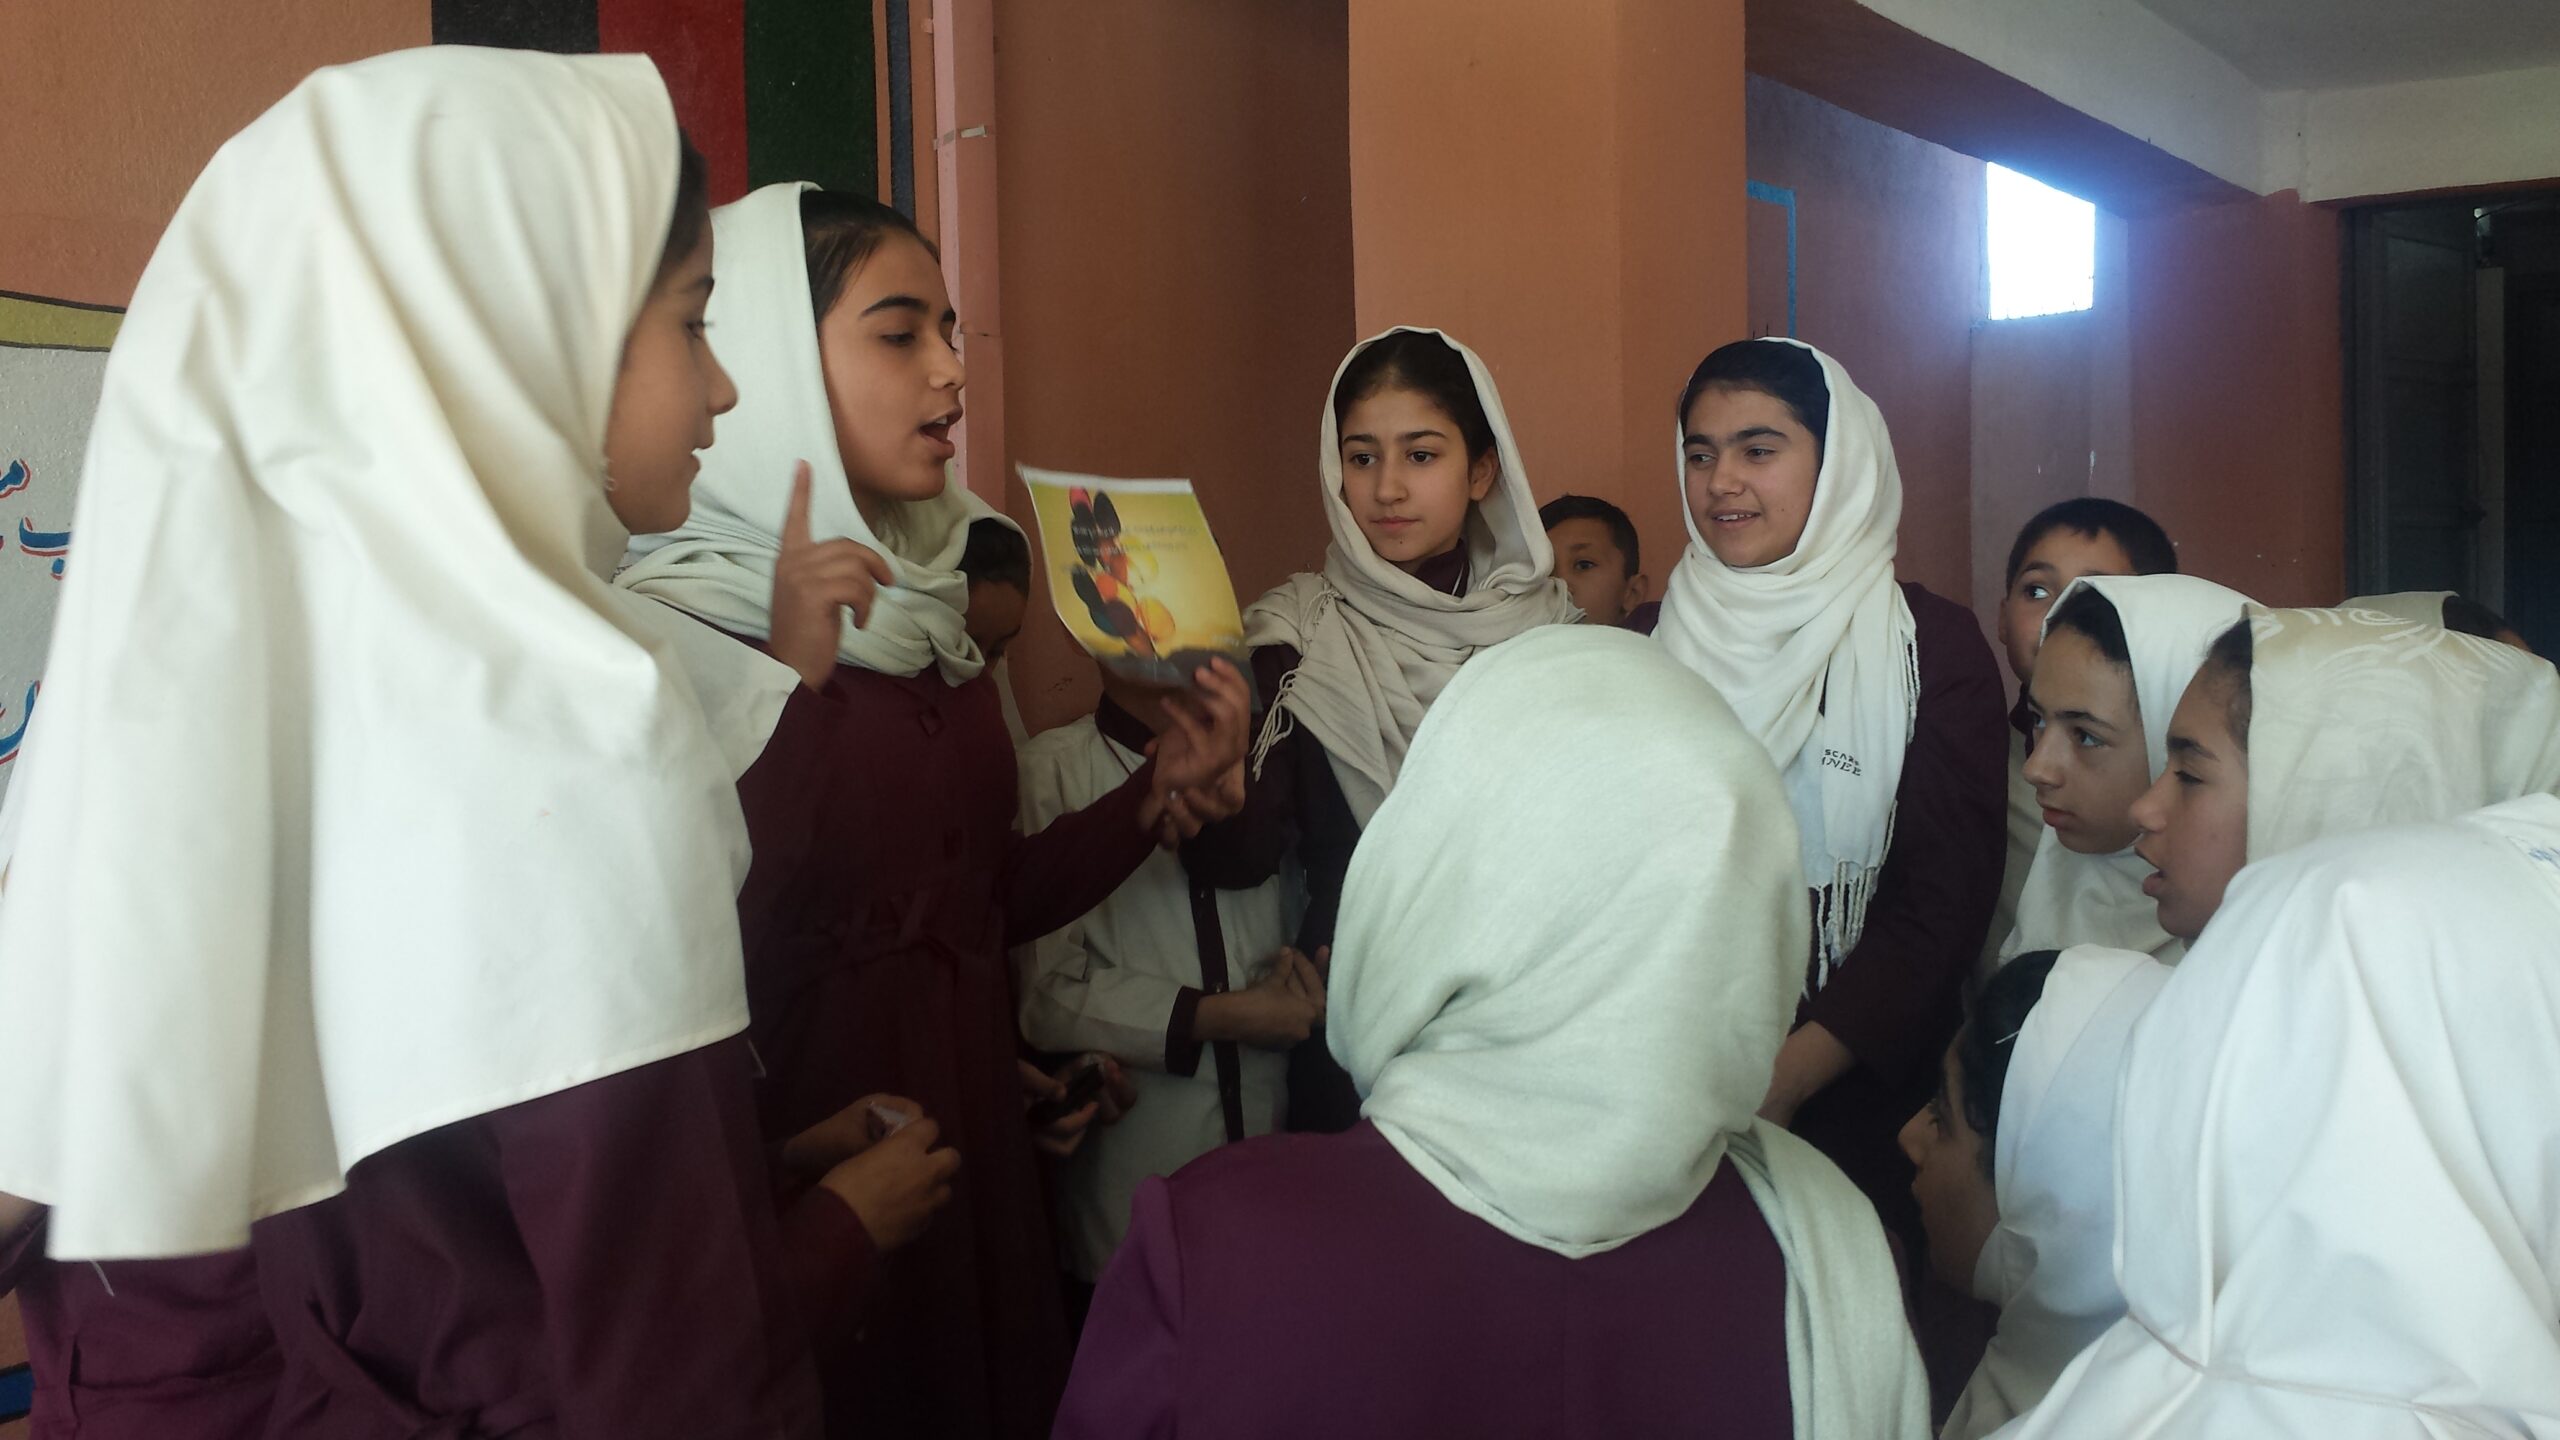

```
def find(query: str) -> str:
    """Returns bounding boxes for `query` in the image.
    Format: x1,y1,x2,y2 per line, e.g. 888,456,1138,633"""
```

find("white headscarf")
1654,339,1917,982
1331,625,1926,1439
0,48,792,1260
1992,795,2560,1438
2001,575,2252,962
2245,604,2560,862
2341,591,2455,629
1944,944,2171,1440
619,181,985,685
1242,327,1578,826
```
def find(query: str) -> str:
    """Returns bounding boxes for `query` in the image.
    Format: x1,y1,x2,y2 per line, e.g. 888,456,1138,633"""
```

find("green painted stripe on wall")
745,0,878,196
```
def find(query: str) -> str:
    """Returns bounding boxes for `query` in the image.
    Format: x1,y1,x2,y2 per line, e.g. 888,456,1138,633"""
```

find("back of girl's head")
2441,594,2521,646
800,189,937,326
959,517,1031,592
1334,330,1497,464
1957,949,2063,1174
2045,583,2132,668
2199,618,2255,751
654,133,712,286
1677,340,1830,447
2004,497,2179,588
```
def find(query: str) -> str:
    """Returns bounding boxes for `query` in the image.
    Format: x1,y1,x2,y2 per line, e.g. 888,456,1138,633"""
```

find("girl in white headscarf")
1190,326,1578,1131
615,184,1250,1440
2131,603,2560,943
2003,574,2253,962
0,47,895,1437
1995,796,2560,1438
1060,626,1927,1440
1653,338,2009,1254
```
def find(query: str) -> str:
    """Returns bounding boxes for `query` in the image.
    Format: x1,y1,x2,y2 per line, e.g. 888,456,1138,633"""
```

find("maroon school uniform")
1,1214,275,1440
1056,1121,1794,1439
251,1037,853,1440
728,644,1160,1440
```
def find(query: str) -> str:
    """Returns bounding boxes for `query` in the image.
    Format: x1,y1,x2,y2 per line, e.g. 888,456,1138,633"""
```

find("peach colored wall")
992,0,1353,732
0,0,430,306
1746,74,1985,603
2126,191,2346,605
1346,0,1750,590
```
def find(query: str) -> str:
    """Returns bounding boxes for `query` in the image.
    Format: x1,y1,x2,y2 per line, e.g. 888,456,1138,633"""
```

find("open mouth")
1710,511,1759,526
919,409,962,451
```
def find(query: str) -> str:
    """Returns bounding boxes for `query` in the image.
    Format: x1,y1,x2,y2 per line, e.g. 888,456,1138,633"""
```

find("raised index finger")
780,461,816,553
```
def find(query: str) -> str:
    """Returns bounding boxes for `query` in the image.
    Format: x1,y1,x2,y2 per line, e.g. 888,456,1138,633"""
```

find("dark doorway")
2347,191,2560,652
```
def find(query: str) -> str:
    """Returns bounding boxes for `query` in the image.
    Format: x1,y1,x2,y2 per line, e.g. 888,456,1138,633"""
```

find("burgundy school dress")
251,1037,859,1440
1,1214,276,1440
729,645,1161,1440
1056,1121,1794,1439
1638,583,2007,1250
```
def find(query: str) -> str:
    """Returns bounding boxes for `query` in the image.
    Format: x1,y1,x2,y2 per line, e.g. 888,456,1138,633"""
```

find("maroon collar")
1410,544,1469,598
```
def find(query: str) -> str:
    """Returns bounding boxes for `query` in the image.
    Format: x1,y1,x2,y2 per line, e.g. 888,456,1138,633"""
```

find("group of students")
0,43,2556,1440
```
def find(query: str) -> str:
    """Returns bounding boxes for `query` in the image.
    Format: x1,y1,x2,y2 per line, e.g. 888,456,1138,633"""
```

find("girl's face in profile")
1336,383,1496,574
816,232,965,522
604,232,736,536
2131,670,2250,940
2022,628,2151,854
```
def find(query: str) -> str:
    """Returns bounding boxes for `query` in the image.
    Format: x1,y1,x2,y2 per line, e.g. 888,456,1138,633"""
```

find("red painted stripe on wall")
598,0,751,204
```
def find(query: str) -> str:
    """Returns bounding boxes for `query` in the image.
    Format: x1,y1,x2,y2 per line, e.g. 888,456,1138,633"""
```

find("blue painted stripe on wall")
1745,180,1798,337
1,1362,33,1421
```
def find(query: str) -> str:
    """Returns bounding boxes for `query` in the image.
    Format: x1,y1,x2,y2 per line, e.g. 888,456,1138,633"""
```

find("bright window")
1987,164,2096,320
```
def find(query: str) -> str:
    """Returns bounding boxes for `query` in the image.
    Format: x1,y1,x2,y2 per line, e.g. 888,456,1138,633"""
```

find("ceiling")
2137,0,2560,89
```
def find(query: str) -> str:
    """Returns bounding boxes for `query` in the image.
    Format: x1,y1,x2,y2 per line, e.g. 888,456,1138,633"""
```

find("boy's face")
1999,529,2140,683
1547,517,1644,625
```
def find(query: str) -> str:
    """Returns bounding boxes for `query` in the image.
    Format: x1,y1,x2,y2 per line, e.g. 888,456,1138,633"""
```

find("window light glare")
1988,163,2096,320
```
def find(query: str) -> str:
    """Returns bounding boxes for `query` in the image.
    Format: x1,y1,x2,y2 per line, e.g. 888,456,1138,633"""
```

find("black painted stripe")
430,0,598,51
744,0,877,196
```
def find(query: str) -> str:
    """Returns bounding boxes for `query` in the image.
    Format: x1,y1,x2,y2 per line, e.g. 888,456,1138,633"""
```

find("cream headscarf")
1242,327,1578,827
2340,590,2455,629
1331,625,1926,1439
1654,339,1917,983
0,48,791,1260
2244,604,2560,862
1944,944,2171,1440
2001,575,2252,963
1992,796,2560,1438
619,181,985,685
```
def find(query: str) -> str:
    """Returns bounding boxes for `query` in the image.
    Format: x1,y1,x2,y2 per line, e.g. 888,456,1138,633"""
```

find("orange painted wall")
1746,74,1986,603
2126,191,2346,605
1346,0,1749,592
0,0,430,306
992,0,1353,732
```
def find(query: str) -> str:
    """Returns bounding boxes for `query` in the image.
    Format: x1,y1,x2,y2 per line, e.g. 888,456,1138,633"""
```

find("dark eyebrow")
1340,431,1379,447
1687,425,1788,449
859,294,931,319
2051,708,2117,729
1394,429,1449,444
2167,734,2215,761
686,274,715,295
